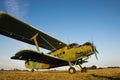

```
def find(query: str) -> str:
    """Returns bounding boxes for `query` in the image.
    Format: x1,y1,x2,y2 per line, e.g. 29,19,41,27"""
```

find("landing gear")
31,69,34,72
68,67,76,74
77,61,87,72
68,60,87,73
81,67,87,72
68,61,76,74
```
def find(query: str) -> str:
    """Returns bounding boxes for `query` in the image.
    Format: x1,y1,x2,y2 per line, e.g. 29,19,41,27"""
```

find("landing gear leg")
81,67,87,72
31,69,34,72
78,63,87,72
68,61,76,74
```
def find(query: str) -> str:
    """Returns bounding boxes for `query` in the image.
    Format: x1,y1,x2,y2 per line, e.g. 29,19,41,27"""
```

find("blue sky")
0,0,120,70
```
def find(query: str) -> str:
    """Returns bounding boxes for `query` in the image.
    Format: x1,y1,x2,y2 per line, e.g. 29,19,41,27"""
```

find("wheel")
68,67,76,73
81,67,87,72
31,69,34,72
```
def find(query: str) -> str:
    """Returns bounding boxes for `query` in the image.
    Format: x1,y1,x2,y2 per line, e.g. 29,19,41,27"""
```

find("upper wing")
11,50,69,68
0,12,66,50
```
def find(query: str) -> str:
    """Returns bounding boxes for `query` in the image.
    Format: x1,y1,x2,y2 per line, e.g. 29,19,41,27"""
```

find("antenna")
67,38,71,44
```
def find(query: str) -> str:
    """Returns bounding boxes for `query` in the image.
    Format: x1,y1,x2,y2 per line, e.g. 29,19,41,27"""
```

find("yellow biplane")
0,12,98,73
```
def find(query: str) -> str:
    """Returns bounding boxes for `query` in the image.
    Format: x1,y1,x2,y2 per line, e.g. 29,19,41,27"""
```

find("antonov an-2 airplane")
0,12,98,73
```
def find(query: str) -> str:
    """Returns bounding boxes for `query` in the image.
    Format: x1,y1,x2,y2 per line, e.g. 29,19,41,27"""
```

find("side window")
55,51,66,57
63,51,65,54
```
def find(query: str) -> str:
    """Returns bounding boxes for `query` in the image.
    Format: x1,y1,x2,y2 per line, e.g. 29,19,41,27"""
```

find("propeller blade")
92,41,94,45
95,49,99,53
91,41,99,60
95,52,98,60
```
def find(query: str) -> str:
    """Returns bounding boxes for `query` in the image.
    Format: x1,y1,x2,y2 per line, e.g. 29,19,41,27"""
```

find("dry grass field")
0,68,120,80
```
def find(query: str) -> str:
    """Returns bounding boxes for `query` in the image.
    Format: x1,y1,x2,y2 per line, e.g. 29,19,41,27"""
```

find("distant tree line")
86,65,120,70
107,66,120,68
87,65,97,69
0,66,120,71
0,68,28,71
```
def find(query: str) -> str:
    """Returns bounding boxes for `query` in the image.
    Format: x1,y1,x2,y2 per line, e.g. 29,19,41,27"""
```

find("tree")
0,68,4,71
91,65,97,69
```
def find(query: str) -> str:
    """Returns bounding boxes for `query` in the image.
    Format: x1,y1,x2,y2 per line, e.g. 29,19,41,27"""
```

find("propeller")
91,41,99,60
94,51,98,60
95,48,99,53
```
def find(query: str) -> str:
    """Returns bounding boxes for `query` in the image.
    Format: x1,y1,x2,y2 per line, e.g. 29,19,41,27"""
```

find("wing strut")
40,35,56,50
31,33,56,52
31,33,40,51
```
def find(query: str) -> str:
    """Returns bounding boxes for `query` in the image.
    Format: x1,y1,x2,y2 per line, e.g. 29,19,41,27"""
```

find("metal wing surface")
11,50,69,68
0,12,66,50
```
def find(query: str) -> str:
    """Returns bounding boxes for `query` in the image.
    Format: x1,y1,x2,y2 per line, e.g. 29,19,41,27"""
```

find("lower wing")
11,50,69,68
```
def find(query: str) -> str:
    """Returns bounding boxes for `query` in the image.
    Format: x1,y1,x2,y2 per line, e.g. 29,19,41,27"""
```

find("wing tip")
0,11,12,20
0,11,8,16
0,11,6,14
11,56,18,59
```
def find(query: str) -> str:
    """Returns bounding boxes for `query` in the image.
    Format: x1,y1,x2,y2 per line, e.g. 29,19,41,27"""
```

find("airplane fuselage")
50,43,94,61
25,42,95,69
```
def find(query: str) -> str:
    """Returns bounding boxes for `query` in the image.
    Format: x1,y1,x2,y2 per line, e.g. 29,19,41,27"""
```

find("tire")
68,67,76,73
31,69,34,72
81,67,87,72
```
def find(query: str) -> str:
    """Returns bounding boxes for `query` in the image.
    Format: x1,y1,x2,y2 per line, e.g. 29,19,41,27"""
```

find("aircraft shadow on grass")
91,74,120,80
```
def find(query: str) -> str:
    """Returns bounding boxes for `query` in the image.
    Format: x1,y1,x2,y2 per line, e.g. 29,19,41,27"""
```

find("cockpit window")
83,42,92,45
68,43,79,48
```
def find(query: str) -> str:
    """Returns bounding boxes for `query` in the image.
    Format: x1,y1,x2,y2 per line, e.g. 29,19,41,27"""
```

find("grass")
0,68,120,80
